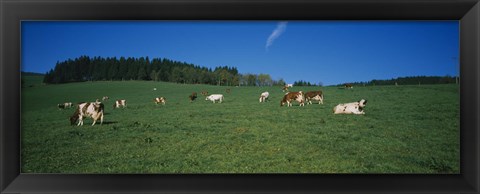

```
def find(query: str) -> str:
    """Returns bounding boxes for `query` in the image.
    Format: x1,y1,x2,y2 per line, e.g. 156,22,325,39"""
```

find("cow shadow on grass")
101,121,118,125
69,121,118,127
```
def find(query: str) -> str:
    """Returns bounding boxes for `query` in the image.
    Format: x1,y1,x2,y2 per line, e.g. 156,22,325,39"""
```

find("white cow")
70,102,104,126
206,94,224,103
259,91,269,102
333,99,368,115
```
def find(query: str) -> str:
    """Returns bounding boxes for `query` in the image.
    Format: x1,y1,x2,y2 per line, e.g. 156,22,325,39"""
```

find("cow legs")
353,111,365,115
77,116,84,126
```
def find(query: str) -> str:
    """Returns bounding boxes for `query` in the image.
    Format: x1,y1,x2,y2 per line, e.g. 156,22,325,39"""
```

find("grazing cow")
154,97,166,105
226,88,231,94
102,96,109,101
304,91,324,105
282,86,289,92
201,91,209,96
333,99,367,115
113,99,127,108
70,102,104,126
206,94,224,103
58,102,73,109
344,83,353,89
189,92,197,102
280,91,305,107
259,91,269,102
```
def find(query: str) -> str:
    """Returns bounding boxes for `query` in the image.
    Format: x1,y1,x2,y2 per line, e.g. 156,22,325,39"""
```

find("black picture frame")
1,0,479,193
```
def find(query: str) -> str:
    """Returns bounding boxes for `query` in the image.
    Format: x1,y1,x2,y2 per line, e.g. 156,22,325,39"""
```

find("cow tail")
70,108,80,125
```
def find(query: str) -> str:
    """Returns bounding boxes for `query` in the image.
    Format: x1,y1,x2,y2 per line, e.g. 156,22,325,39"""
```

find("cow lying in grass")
154,97,166,105
304,91,324,104
206,94,224,103
70,102,104,126
333,99,367,115
259,91,269,102
280,91,305,107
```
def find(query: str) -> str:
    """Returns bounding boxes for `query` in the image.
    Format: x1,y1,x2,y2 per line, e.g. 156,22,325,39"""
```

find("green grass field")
21,78,460,173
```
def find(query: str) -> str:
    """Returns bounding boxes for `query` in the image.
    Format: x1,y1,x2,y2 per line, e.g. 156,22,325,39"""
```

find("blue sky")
21,21,459,86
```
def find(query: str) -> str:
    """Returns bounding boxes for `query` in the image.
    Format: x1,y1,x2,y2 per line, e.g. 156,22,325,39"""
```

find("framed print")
1,0,479,193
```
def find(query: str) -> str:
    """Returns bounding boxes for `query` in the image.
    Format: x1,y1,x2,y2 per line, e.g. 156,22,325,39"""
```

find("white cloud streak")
265,22,288,51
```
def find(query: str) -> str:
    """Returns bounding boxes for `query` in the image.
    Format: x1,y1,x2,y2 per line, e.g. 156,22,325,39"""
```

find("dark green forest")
42,56,286,87
338,75,458,87
40,56,458,87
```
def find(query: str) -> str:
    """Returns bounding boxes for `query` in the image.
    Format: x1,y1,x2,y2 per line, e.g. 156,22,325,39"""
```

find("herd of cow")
58,87,367,126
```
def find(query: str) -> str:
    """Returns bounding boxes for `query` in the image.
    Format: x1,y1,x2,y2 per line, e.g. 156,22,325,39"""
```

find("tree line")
338,75,458,87
42,56,286,86
292,80,322,87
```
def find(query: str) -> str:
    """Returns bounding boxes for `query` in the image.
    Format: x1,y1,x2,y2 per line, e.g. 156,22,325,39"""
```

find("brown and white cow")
201,91,209,96
58,102,73,109
344,83,353,89
189,92,197,102
113,99,127,108
333,99,367,115
280,91,305,107
154,97,166,105
282,86,289,92
102,96,109,101
70,102,104,126
304,91,324,105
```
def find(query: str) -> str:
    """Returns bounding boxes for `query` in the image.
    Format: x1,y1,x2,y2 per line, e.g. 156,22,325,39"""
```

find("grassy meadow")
21,78,460,173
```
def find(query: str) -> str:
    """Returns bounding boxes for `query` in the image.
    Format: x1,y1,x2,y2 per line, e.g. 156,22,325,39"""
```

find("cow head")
358,99,367,107
93,102,104,112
